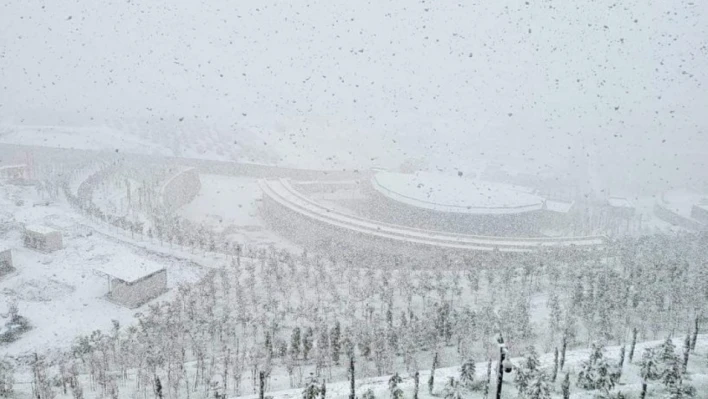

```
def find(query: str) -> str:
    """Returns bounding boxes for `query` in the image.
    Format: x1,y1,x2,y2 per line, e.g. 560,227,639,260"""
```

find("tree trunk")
560,334,567,370
413,371,419,399
349,355,355,399
629,327,638,363
683,333,691,373
552,347,559,382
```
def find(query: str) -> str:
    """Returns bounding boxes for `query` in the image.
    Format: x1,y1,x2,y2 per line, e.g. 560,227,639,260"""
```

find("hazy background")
1,0,707,194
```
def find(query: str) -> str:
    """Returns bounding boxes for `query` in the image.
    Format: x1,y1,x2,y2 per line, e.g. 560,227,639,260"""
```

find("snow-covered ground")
233,336,708,399
0,181,205,356
177,174,299,250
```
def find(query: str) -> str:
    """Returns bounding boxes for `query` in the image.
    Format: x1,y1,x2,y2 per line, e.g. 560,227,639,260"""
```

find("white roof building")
24,225,63,252
372,171,547,215
95,262,167,308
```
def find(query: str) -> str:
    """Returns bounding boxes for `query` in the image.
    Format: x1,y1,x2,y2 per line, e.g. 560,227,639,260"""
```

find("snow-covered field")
0,181,205,356
176,174,299,250
238,336,708,399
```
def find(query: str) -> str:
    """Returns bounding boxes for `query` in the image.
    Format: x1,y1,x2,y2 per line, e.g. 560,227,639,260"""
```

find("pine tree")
667,380,697,399
662,355,682,389
658,337,677,364
389,373,403,399
524,372,551,399
442,377,462,399
515,346,540,395
302,378,321,399
576,344,618,392
639,348,661,381
362,389,376,399
460,358,476,388
658,337,681,388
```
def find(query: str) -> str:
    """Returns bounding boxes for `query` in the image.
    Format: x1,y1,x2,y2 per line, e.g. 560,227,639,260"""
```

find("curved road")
260,178,607,253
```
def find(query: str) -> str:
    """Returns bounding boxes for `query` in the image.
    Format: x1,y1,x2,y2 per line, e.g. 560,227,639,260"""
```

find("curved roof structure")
372,171,545,215
259,178,606,253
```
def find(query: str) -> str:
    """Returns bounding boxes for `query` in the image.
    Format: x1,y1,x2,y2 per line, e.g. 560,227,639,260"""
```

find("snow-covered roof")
0,164,27,170
24,225,59,236
607,196,634,208
372,171,545,215
95,262,165,283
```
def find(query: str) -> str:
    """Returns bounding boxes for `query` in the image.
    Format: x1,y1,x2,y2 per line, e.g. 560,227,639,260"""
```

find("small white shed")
24,225,63,252
0,164,28,180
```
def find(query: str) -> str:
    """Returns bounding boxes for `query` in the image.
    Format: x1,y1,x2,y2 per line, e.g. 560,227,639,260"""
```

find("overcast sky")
1,0,706,192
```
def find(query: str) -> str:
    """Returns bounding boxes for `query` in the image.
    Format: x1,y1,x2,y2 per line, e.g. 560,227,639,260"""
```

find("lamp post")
495,334,512,399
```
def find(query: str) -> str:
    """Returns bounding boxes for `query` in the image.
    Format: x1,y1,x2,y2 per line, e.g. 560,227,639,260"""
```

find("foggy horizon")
2,0,707,195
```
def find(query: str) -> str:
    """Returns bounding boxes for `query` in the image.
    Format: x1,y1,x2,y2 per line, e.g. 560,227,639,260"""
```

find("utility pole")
495,334,512,399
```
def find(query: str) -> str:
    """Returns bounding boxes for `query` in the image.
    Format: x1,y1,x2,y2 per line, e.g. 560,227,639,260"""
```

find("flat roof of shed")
95,262,165,284
25,225,59,235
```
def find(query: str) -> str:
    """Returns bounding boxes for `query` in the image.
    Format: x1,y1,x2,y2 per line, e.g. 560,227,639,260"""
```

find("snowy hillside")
0,126,171,156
